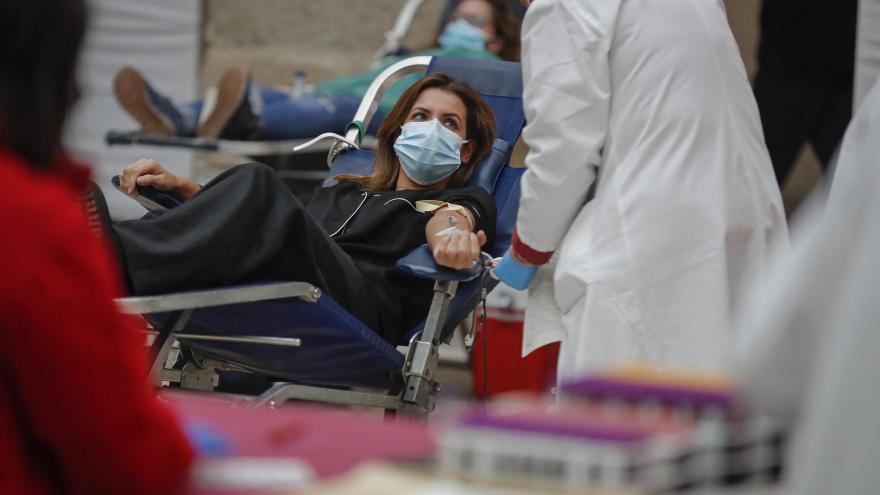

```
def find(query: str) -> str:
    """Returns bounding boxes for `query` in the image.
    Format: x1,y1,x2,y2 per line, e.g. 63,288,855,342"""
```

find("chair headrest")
427,57,523,98
427,57,525,147
323,149,374,187
465,138,513,194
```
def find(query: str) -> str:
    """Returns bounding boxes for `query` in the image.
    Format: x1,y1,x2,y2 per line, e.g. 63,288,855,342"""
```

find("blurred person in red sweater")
0,0,194,493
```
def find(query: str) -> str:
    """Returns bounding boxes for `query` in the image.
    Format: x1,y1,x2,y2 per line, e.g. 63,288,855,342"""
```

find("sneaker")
198,66,261,139
113,66,186,136
81,181,134,294
81,181,112,241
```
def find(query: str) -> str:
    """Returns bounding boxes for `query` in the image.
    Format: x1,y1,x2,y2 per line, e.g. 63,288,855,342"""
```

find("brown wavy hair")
485,0,522,62
335,73,496,192
433,0,522,62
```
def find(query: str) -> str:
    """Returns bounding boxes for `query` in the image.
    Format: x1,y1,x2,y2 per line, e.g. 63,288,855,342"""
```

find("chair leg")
148,309,192,386
179,357,221,391
397,402,430,421
399,280,457,418
251,382,401,410
253,382,297,408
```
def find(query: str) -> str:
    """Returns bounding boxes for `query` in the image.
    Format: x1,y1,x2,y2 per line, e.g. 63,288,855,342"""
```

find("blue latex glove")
183,419,233,457
493,250,538,290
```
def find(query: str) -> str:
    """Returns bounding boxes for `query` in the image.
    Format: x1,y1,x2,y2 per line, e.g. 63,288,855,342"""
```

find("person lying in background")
112,0,520,141
103,73,498,346
0,0,194,494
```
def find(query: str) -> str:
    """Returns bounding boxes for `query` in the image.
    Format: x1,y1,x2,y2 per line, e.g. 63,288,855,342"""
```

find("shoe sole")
113,67,174,136
81,182,112,241
198,66,248,139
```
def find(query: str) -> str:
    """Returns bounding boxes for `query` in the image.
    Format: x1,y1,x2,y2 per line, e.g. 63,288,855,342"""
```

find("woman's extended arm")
119,158,201,200
426,207,487,270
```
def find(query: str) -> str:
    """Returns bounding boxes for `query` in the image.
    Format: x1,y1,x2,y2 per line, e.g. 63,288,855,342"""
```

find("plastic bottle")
290,70,306,99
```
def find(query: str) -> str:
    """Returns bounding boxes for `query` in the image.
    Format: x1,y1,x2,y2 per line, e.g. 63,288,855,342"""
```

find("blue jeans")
176,86,380,140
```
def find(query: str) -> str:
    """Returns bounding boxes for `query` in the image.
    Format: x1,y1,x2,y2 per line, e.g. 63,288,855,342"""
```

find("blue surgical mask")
438,18,488,52
394,119,468,186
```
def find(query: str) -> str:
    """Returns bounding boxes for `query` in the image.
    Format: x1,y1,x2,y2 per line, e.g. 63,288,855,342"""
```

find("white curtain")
65,0,201,219
855,0,880,107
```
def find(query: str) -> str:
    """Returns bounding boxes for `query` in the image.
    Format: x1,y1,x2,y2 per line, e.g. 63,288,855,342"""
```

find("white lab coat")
735,79,880,495
516,0,788,381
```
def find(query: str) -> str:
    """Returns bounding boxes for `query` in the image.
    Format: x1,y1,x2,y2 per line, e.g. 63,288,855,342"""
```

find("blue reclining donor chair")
114,56,525,418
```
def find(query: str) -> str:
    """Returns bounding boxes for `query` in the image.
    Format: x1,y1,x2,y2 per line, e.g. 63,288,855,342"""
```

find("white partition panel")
65,0,201,219
856,0,880,108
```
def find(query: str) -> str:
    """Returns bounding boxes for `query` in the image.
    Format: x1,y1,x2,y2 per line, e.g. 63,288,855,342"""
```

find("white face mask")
438,18,489,52
393,119,469,185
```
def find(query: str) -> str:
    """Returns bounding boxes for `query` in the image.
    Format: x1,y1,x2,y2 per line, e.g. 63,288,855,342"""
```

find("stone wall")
201,0,765,88
202,0,445,88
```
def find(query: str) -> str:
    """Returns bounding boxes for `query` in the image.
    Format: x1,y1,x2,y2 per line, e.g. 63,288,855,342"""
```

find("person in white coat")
735,78,880,495
494,0,788,381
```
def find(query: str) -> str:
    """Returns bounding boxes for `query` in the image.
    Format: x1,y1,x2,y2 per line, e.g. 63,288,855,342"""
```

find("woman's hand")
431,229,487,270
119,158,201,199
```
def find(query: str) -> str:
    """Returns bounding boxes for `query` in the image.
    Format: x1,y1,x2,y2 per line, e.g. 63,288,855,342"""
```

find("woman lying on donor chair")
104,74,497,346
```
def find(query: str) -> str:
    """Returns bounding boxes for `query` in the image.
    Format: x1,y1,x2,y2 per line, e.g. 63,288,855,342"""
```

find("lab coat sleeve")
512,0,614,264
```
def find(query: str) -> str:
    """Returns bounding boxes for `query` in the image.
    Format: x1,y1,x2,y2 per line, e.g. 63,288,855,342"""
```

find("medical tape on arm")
416,200,476,232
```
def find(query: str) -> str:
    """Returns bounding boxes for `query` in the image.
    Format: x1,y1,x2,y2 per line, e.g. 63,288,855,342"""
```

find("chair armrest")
115,281,321,314
105,130,220,151
111,175,184,211
395,244,482,282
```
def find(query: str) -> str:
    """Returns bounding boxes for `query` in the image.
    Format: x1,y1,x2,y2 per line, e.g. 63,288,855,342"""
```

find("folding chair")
114,56,525,419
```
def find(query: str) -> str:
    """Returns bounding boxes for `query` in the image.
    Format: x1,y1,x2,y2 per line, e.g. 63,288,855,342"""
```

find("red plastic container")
471,311,560,398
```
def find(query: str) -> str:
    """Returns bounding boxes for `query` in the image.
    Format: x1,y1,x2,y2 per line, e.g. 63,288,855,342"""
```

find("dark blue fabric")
480,95,525,146
466,138,512,193
427,57,525,146
396,245,482,282
322,149,375,187
176,86,381,140
489,166,524,257
149,292,405,389
428,57,523,99
260,93,365,140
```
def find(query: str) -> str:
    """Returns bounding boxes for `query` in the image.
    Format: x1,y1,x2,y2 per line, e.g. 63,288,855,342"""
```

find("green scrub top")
314,46,500,116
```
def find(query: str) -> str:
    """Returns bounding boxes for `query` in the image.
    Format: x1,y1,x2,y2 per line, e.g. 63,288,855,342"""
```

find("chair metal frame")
114,56,500,419
370,0,428,66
